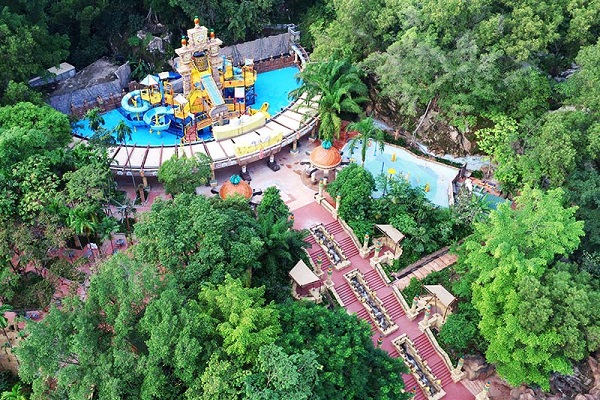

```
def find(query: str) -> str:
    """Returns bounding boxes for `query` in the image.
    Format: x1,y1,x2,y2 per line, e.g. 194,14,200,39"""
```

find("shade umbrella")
140,74,160,86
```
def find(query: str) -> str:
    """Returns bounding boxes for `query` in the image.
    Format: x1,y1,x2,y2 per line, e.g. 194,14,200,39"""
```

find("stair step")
420,347,436,360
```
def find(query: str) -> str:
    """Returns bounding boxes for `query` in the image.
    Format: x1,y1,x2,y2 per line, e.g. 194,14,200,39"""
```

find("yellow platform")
213,112,267,141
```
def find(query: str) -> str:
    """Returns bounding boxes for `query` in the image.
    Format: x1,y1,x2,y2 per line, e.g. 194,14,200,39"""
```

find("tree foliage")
277,301,410,400
456,187,589,389
134,194,264,294
157,153,212,196
290,59,368,141
255,187,309,303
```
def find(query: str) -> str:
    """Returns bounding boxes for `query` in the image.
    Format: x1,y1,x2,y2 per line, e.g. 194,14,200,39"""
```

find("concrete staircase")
380,293,406,320
335,281,358,306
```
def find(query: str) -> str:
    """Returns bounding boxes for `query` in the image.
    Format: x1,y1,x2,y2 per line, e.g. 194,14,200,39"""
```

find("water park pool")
342,142,459,207
73,66,300,146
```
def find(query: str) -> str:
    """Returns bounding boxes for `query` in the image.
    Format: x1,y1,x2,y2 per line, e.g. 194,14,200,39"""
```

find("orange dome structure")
310,140,342,170
219,174,253,200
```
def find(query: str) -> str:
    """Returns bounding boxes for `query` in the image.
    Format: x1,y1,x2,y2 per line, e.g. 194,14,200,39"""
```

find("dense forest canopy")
2,0,600,395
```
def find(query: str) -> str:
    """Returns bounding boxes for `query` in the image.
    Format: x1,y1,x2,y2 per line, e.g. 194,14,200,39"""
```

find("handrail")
423,327,455,372
392,285,412,314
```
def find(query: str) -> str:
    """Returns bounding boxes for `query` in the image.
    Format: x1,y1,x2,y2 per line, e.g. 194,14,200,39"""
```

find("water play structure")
116,16,269,143
90,22,318,178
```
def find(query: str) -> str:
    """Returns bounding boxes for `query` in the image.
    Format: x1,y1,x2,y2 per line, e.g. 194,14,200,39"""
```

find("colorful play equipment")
117,16,269,143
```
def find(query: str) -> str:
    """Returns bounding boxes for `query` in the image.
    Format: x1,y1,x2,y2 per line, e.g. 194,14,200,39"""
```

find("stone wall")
220,33,292,66
254,54,297,72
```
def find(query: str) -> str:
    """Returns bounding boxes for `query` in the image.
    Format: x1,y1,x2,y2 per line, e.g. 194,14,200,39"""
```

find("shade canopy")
219,174,253,199
424,285,456,308
289,260,320,287
310,140,341,170
375,224,405,244
140,74,160,86
174,94,188,104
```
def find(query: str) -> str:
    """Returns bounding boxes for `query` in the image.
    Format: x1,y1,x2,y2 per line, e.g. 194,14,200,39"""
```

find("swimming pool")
342,142,459,207
73,66,301,146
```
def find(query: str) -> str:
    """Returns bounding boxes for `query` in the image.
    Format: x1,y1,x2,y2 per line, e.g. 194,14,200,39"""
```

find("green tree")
457,187,587,389
290,59,368,141
327,163,375,235
277,301,410,399
112,120,136,187
1,383,27,400
475,114,523,192
134,194,264,294
138,277,281,399
97,216,120,255
0,7,69,98
0,304,16,363
255,187,308,302
67,206,98,249
0,81,44,106
565,169,600,260
565,39,600,113
347,117,385,165
157,152,212,196
17,255,161,400
245,344,320,400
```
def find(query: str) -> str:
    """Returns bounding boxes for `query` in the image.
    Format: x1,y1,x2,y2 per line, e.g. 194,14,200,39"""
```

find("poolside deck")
102,96,318,175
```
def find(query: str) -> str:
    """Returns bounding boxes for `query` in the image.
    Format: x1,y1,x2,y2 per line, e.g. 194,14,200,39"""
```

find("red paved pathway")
293,201,474,400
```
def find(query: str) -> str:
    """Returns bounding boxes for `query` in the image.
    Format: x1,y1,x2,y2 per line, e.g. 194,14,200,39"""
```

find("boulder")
146,36,164,53
463,355,488,380
510,385,535,400
574,395,597,400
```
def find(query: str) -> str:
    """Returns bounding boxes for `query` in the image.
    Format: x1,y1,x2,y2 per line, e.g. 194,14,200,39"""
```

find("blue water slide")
201,74,224,106
121,90,151,114
143,107,173,131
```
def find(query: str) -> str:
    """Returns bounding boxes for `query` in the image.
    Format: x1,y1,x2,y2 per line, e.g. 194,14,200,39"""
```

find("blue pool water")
254,66,300,115
73,66,301,146
342,142,459,207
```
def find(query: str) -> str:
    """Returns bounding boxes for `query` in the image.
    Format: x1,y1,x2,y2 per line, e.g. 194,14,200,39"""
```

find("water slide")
143,107,173,131
201,73,225,106
121,90,151,114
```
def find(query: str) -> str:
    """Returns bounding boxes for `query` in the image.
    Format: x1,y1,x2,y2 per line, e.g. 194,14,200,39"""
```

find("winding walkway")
293,202,475,400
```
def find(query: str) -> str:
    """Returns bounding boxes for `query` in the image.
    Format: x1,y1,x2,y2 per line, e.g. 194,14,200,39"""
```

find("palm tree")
85,108,105,132
68,207,98,250
112,121,136,188
1,383,27,400
97,216,120,255
290,58,368,141
347,117,385,165
113,198,136,240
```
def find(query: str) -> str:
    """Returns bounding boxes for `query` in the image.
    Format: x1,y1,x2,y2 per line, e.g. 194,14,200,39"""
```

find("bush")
48,258,85,283
401,277,422,301
438,302,486,357
11,273,54,310
471,170,484,179
422,268,452,286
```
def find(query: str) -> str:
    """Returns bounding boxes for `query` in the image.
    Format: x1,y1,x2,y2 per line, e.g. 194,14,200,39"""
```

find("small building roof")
424,285,456,308
310,140,341,170
289,260,320,286
375,224,405,243
219,174,253,200
140,74,160,86
48,62,75,76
